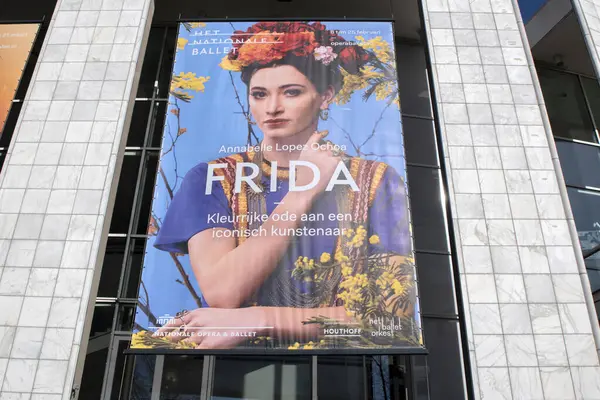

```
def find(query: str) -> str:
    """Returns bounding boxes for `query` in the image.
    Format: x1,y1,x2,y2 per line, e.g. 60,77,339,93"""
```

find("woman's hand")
153,306,351,349
295,130,342,196
154,307,270,349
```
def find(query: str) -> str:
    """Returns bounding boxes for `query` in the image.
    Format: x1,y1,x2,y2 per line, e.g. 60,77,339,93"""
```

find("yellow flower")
219,55,242,71
170,72,210,100
369,234,380,245
392,280,405,296
131,331,152,349
320,252,331,263
177,38,188,51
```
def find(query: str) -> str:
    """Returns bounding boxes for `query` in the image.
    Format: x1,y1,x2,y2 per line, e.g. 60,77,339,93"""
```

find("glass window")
416,253,457,317
538,68,597,143
98,238,126,298
110,340,136,400
556,140,600,188
157,27,178,98
137,28,167,98
78,346,109,400
150,101,169,148
110,153,142,233
117,304,136,332
124,238,146,299
90,304,116,338
135,152,159,234
160,355,204,399
421,318,466,400
406,166,449,253
130,355,156,400
212,356,311,400
403,117,439,168
126,101,153,147
580,77,600,138
567,187,600,252
318,356,366,400
396,42,432,118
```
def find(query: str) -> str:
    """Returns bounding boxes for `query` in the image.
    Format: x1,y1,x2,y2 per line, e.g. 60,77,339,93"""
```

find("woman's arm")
189,131,341,308
156,305,352,349
189,190,316,308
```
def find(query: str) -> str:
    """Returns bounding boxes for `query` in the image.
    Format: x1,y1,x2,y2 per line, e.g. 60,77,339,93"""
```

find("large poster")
0,24,38,136
132,21,423,353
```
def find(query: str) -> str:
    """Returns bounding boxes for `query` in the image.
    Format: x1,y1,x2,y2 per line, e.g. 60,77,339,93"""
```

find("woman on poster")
152,22,418,350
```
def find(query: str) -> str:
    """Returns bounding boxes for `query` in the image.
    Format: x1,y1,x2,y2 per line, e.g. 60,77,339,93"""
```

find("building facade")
0,0,599,399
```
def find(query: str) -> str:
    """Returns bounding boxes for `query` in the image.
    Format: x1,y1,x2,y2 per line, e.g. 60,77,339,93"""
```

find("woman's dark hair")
241,53,342,94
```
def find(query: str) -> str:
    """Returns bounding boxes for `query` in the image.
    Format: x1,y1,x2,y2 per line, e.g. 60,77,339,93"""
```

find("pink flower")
314,46,337,66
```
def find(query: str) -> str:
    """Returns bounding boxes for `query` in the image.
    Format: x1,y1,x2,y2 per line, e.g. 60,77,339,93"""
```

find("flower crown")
219,22,371,74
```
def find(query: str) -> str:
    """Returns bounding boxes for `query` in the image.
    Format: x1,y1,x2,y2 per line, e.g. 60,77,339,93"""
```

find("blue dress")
154,153,412,309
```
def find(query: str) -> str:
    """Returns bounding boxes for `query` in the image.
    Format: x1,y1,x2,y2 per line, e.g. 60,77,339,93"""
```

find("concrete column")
0,0,153,398
420,0,600,398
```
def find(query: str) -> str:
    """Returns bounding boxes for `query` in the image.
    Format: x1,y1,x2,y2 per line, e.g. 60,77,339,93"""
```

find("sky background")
135,21,409,329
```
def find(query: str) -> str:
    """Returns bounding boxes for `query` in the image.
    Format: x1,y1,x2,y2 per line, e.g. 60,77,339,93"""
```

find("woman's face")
248,65,334,140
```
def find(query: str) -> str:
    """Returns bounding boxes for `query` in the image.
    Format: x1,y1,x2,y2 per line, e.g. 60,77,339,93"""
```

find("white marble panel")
504,335,537,367
509,367,544,400
474,335,508,367
539,367,576,400
478,367,513,400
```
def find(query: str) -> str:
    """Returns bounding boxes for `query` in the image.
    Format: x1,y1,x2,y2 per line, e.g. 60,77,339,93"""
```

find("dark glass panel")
383,356,412,400
110,153,142,233
318,356,365,400
0,152,5,173
410,356,430,400
538,68,597,142
567,187,600,252
581,77,600,138
403,117,438,167
90,304,116,339
129,355,156,400
422,318,466,400
110,341,135,400
137,28,167,98
135,152,159,234
157,27,178,99
556,140,600,188
150,100,169,148
0,2,57,22
160,355,204,399
416,252,457,317
0,102,23,148
406,166,449,253
98,238,126,298
212,355,311,400
117,304,136,332
126,101,153,147
124,238,146,299
78,347,109,400
396,42,432,118
587,253,600,320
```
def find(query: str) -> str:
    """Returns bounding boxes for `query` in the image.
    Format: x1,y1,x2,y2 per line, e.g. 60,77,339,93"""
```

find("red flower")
338,46,371,73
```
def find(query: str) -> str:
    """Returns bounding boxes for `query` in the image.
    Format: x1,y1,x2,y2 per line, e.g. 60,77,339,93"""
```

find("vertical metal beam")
150,355,164,400
200,355,216,400
311,356,318,400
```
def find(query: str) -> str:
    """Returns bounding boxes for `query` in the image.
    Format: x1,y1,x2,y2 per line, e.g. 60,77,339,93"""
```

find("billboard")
131,21,423,353
0,24,38,136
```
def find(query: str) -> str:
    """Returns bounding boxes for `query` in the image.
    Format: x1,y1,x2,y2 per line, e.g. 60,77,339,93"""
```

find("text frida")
205,161,360,195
